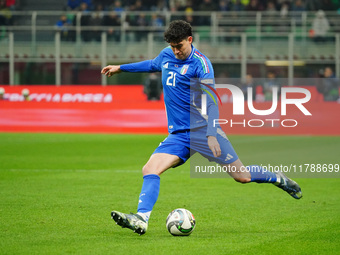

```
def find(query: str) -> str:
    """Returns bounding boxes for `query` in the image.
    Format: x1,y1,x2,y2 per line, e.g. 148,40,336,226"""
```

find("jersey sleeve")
120,50,163,73
197,57,219,137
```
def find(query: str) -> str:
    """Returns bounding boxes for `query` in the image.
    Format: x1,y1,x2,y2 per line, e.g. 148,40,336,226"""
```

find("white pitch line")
6,169,190,174
7,169,140,173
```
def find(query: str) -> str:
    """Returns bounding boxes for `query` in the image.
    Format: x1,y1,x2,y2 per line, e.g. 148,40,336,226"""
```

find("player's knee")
229,167,251,183
142,164,151,176
233,176,251,183
142,164,159,176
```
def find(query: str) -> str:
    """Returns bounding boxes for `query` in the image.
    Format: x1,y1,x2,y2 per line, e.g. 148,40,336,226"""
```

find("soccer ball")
166,208,196,236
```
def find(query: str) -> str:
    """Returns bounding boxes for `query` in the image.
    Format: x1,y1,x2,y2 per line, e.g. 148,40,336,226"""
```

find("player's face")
169,36,193,60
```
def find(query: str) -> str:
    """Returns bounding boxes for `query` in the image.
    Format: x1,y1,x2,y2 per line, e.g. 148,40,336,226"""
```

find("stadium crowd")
0,0,16,26
53,0,340,42
64,0,339,12
1,0,340,29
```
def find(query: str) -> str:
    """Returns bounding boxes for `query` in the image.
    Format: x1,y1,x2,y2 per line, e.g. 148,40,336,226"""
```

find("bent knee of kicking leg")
229,167,251,183
233,176,251,183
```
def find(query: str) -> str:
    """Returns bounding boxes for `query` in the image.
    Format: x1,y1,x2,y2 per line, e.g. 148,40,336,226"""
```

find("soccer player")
101,20,302,235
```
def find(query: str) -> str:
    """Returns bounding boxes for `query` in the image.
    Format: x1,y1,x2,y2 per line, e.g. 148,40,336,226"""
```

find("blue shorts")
153,126,238,166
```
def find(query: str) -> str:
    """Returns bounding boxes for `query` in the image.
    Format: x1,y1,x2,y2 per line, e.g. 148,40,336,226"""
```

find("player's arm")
205,90,221,157
207,136,221,158
101,60,155,77
101,65,122,77
200,79,221,157
198,56,221,157
101,51,164,77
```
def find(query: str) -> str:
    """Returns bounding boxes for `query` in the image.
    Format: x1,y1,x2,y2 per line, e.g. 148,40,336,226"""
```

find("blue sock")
247,165,277,183
137,174,160,220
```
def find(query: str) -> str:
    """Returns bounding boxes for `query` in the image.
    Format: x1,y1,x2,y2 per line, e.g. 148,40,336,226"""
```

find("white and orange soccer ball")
166,208,196,236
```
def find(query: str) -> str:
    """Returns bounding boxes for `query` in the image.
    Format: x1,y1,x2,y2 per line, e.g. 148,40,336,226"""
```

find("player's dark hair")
164,20,193,44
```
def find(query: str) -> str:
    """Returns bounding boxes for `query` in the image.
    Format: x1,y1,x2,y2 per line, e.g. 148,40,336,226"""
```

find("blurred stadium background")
0,0,340,85
1,0,340,134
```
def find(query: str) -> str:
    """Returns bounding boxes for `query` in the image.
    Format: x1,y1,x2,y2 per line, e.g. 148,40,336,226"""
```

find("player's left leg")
136,153,182,221
112,153,181,235
112,132,191,235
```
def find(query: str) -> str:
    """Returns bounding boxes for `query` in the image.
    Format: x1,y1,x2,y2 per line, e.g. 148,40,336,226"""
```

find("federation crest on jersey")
180,65,189,75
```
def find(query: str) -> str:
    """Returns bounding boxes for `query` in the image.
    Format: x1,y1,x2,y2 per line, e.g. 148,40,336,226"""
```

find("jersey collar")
187,45,195,60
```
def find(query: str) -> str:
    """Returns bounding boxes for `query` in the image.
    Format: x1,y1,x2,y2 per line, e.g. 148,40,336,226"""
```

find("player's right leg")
212,129,302,199
191,127,302,199
225,160,302,199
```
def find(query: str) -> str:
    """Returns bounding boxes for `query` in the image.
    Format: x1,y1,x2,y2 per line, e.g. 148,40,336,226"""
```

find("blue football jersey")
120,45,218,136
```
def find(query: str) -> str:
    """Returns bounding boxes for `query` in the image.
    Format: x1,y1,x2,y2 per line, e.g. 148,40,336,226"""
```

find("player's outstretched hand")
207,136,221,158
101,65,122,77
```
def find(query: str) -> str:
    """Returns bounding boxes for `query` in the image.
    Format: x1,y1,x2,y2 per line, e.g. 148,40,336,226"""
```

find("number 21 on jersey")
166,71,176,87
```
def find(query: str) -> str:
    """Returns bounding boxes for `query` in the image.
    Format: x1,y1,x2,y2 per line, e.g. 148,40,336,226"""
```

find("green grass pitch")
0,133,339,255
